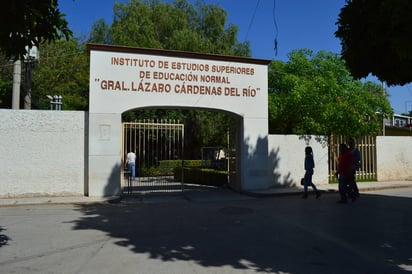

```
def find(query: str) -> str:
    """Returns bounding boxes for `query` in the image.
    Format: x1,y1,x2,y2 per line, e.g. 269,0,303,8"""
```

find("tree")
0,80,13,108
89,0,250,56
88,19,112,44
183,110,235,159
31,39,89,110
268,49,393,138
0,57,14,107
335,0,412,86
0,0,72,60
403,110,412,117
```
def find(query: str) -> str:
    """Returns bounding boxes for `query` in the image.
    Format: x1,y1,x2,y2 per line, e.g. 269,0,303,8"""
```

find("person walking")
348,138,361,198
336,143,355,203
302,146,321,199
125,151,137,180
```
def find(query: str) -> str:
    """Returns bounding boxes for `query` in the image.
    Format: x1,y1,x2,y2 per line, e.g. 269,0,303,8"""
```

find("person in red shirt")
336,143,355,203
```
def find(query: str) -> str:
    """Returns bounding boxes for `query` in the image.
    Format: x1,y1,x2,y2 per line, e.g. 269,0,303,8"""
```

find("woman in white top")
126,151,137,180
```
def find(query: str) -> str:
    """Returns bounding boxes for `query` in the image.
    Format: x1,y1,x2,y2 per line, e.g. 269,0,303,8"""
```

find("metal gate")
328,135,377,182
122,120,184,194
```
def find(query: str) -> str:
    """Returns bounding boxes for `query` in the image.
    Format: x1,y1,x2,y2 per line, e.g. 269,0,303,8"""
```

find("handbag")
300,178,305,186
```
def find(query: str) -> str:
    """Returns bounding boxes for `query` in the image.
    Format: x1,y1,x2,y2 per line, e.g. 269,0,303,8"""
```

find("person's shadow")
0,226,10,247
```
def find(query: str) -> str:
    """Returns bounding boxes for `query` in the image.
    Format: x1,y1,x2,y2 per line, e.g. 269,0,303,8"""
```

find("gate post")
88,113,122,197
240,117,269,191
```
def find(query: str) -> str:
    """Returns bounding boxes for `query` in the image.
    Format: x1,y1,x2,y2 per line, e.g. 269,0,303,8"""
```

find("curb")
0,196,122,207
243,183,412,198
242,189,302,198
1,183,411,206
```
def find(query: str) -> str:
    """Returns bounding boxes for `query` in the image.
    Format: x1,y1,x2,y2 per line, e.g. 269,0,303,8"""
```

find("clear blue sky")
59,0,412,114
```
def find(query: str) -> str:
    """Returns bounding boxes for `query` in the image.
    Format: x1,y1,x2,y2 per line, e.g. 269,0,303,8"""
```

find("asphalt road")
0,188,411,274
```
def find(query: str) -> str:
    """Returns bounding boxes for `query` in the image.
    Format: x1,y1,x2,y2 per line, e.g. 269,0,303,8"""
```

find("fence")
122,120,184,194
328,135,377,182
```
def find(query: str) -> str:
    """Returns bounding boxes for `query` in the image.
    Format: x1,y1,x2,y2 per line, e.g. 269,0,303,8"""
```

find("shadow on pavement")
70,191,412,273
0,226,9,247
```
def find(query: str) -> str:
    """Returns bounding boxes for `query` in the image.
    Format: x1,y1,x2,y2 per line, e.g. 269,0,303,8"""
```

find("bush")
174,167,227,186
138,160,213,177
181,160,212,168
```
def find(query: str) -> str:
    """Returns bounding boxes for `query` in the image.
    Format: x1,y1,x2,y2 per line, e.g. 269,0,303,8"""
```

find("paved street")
0,187,411,274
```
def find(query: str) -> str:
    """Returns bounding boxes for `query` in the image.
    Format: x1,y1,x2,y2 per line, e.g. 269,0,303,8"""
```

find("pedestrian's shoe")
337,200,347,204
301,193,308,199
316,192,321,199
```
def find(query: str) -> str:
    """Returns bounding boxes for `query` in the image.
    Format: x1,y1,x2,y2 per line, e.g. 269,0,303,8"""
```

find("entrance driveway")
1,188,411,274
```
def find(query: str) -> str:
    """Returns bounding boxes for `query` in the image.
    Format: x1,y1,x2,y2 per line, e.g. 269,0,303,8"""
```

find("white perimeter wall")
0,109,85,197
376,136,412,181
268,135,329,187
1,110,411,198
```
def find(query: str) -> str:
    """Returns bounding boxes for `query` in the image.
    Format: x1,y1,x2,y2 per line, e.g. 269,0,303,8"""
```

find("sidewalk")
0,195,121,207
1,181,411,206
246,180,412,197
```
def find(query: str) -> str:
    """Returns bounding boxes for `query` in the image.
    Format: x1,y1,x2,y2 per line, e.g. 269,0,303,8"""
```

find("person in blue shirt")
302,146,321,199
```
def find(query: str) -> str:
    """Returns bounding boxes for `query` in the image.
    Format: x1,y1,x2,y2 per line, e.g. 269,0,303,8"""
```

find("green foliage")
0,0,72,60
139,160,212,177
31,39,89,110
0,56,16,108
89,0,250,56
182,160,212,167
151,160,183,176
174,166,227,186
123,108,237,160
173,159,226,186
139,160,224,183
122,109,186,122
268,49,393,137
183,110,235,158
329,174,376,184
0,79,12,107
335,0,412,86
88,19,112,44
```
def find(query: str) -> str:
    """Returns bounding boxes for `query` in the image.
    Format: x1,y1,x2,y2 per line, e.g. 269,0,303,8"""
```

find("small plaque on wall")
99,124,111,140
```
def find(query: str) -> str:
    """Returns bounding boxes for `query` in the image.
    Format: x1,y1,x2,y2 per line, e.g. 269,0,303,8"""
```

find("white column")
12,60,21,109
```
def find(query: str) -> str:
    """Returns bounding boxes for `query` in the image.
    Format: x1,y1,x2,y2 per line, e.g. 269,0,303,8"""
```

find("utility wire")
244,0,260,41
273,0,278,56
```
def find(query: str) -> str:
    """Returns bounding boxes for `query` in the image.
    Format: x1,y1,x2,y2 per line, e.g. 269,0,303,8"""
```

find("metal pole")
53,95,58,111
58,95,62,110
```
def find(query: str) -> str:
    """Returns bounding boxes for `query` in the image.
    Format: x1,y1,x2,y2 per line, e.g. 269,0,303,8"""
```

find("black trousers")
339,175,356,201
